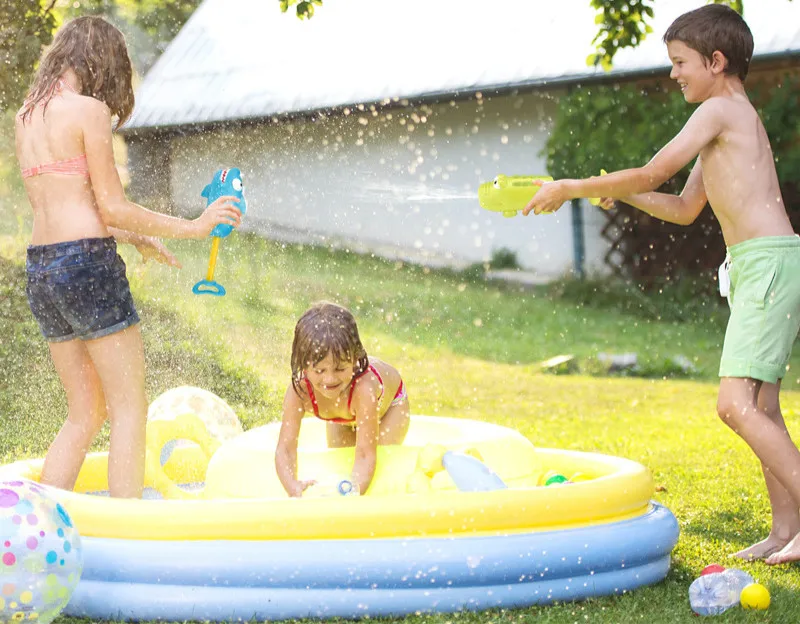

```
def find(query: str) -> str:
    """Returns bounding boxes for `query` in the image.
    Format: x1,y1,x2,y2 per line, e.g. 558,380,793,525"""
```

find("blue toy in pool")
442,451,507,491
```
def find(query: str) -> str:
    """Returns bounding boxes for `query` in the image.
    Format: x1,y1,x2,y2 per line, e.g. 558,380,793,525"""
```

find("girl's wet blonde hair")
291,302,369,395
20,16,134,127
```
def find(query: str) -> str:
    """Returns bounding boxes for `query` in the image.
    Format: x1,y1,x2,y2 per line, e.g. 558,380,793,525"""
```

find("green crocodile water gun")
478,171,607,217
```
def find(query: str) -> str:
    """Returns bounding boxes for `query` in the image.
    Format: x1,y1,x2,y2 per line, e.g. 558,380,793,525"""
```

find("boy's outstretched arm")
618,161,708,225
523,100,724,216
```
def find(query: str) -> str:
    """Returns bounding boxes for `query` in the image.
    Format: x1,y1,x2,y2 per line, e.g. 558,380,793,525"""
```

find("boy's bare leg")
717,377,800,563
731,380,800,560
764,383,800,564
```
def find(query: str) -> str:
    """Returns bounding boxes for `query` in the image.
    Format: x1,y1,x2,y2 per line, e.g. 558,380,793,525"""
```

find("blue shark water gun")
192,168,247,296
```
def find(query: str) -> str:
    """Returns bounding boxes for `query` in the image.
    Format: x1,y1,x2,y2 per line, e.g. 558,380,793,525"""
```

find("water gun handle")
192,237,226,296
587,169,608,206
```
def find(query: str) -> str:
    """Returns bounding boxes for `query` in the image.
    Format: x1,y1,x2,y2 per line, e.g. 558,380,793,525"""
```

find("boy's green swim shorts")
719,234,800,384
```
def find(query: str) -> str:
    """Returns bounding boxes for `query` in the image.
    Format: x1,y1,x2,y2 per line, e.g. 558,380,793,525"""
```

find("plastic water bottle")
334,479,359,496
689,569,755,616
303,477,360,498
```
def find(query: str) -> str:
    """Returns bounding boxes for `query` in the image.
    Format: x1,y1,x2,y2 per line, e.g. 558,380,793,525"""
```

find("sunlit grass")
1,232,800,623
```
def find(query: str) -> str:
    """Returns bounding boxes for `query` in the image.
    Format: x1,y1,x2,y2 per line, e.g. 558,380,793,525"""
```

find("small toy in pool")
192,168,247,296
304,477,360,498
539,470,570,486
442,451,507,492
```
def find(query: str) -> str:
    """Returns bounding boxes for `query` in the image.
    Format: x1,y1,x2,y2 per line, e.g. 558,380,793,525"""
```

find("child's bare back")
16,83,111,245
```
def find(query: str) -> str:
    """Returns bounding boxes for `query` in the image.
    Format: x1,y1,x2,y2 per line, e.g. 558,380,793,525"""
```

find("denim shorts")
26,237,140,343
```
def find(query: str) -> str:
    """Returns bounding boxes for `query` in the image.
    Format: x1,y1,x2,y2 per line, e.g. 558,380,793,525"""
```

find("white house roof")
126,0,800,131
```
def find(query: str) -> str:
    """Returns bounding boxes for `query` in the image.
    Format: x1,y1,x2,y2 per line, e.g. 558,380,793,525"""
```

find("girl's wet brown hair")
20,16,134,127
291,302,369,395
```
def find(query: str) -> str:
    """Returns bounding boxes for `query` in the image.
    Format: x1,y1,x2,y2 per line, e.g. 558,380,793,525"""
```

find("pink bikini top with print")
19,79,90,180
304,365,385,424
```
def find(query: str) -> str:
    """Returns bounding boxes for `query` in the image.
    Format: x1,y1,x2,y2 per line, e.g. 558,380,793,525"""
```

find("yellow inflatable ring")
144,413,220,500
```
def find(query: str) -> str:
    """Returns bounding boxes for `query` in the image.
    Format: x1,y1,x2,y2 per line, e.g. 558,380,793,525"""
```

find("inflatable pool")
0,415,679,621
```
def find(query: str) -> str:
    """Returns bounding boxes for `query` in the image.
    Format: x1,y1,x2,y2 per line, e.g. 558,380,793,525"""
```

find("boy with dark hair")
524,4,800,564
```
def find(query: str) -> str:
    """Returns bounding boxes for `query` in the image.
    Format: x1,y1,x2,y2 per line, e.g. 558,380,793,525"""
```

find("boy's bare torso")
699,94,794,246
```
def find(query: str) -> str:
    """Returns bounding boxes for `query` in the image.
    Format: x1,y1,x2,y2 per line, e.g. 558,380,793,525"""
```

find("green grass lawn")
2,230,800,623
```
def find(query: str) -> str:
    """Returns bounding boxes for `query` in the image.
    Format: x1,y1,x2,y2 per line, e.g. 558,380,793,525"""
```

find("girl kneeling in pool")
275,302,410,496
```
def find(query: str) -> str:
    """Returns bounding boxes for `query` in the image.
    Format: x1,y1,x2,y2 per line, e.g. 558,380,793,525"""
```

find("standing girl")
275,302,410,496
15,16,241,498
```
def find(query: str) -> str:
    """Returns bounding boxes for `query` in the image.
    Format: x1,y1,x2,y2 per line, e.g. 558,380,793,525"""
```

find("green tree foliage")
755,75,800,202
0,0,57,112
588,0,655,71
0,0,201,113
545,84,691,187
278,0,322,19
0,0,324,114
56,0,200,41
57,0,203,71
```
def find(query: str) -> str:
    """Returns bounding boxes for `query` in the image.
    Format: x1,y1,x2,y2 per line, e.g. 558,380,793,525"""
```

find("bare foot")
732,535,787,561
765,532,800,565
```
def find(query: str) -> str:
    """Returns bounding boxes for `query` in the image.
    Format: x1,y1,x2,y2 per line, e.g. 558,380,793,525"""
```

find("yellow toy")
478,174,554,217
740,583,770,610
478,170,607,217
145,413,221,500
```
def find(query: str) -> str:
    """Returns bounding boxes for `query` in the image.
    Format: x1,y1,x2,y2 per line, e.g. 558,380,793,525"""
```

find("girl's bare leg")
84,325,148,498
326,422,357,448
40,339,108,490
326,399,410,447
378,398,410,445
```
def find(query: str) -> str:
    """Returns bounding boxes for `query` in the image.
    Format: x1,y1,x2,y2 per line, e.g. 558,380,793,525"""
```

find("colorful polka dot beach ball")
0,480,82,624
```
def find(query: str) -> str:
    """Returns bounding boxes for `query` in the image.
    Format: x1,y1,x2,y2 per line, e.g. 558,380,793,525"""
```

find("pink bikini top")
21,153,89,179
304,365,385,424
19,79,90,180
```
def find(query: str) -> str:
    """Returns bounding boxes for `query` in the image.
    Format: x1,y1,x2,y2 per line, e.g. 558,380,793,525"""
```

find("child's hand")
289,479,317,498
133,236,182,268
193,195,242,237
597,197,616,210
522,179,570,216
